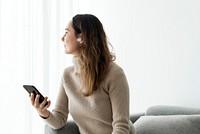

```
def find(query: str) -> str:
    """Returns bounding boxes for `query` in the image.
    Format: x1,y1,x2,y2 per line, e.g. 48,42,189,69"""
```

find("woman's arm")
109,68,130,134
43,81,69,129
30,76,69,129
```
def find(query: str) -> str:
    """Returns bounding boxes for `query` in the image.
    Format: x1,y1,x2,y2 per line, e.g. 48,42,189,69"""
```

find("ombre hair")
72,14,115,96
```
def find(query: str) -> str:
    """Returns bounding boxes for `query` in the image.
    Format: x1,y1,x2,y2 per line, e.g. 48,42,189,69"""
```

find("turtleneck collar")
72,56,81,74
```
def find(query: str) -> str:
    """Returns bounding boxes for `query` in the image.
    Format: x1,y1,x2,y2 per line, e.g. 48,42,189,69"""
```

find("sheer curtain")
0,0,81,133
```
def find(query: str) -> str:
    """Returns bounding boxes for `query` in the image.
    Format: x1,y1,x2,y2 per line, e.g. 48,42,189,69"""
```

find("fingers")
29,93,51,110
40,97,48,108
35,94,42,109
38,98,51,110
44,100,51,109
29,93,39,108
30,93,35,105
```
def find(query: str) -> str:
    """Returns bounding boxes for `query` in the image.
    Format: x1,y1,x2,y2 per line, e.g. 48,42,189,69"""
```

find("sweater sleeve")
109,68,130,134
42,78,69,129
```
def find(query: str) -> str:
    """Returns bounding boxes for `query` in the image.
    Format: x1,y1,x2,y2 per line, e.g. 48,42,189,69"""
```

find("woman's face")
61,21,81,56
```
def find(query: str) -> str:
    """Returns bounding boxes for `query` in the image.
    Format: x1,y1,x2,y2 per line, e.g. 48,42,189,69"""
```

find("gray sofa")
45,105,200,134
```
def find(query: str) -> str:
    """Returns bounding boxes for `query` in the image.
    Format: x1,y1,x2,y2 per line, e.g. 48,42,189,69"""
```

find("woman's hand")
30,93,51,119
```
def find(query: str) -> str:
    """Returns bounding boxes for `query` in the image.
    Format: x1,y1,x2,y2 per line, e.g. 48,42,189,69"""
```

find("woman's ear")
77,34,83,44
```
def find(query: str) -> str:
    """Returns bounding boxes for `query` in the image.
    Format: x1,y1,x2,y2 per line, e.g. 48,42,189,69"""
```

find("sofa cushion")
45,121,80,134
134,115,200,134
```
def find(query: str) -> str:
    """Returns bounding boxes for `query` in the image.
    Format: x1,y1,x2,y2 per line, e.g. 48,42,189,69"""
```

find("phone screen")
23,85,48,105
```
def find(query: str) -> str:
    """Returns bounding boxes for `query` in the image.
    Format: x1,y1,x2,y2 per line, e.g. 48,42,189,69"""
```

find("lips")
64,44,68,49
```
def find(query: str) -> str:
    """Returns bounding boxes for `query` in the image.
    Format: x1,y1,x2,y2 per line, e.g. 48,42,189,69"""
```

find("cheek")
65,36,69,43
65,35,75,44
65,37,79,50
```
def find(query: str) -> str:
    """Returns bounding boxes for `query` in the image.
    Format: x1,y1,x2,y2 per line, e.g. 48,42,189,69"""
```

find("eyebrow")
65,28,69,31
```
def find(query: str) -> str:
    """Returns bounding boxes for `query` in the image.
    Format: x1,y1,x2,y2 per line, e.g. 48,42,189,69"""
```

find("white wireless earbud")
77,38,82,42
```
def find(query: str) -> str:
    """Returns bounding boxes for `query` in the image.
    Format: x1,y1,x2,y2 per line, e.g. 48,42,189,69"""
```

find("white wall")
77,0,200,113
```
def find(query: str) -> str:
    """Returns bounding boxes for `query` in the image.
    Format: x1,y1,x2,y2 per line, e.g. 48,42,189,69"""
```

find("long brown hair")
72,14,115,96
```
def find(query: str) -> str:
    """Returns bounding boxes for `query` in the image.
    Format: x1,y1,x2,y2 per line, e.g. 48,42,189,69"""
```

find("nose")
61,34,65,42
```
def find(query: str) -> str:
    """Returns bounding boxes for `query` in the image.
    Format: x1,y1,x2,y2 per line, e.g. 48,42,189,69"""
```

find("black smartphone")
23,85,48,105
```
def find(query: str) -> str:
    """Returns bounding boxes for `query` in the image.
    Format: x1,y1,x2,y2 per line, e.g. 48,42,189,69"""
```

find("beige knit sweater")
43,57,136,134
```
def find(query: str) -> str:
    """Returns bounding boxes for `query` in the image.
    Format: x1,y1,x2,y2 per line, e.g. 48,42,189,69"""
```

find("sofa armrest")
134,114,200,134
134,105,200,134
146,105,200,116
45,120,80,134
130,112,145,123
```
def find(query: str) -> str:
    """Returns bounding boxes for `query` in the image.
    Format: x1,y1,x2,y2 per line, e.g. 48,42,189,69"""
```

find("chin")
64,49,68,53
65,50,72,54
65,51,69,54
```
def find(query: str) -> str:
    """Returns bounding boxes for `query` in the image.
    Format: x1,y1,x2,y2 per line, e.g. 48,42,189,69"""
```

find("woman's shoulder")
102,62,128,92
63,66,74,73
108,62,124,75
104,61,127,82
61,66,74,81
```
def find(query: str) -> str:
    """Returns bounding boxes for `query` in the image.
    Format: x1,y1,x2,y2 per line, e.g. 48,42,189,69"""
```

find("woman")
30,14,136,134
